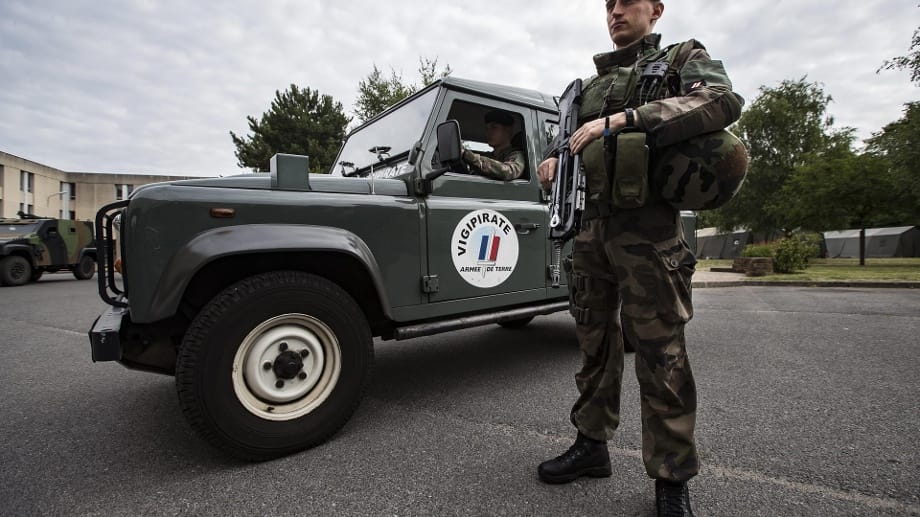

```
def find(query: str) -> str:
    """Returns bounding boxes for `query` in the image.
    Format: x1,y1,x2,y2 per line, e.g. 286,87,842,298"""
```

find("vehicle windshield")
0,222,39,236
332,87,438,178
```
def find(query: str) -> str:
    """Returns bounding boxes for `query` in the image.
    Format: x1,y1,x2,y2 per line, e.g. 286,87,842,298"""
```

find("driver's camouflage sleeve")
462,147,526,181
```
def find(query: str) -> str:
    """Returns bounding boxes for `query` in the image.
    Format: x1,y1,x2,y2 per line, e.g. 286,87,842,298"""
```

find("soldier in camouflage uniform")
462,109,526,181
536,1,744,515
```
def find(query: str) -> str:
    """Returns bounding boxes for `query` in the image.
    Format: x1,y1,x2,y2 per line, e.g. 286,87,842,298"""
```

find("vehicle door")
422,93,548,305
38,221,67,266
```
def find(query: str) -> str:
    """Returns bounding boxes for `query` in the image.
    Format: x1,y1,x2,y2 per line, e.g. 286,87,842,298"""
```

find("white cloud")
0,0,917,176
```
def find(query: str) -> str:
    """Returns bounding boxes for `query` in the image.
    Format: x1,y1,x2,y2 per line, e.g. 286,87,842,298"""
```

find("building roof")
824,226,918,238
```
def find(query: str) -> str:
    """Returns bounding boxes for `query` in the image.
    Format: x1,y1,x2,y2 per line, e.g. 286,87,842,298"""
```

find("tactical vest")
578,41,688,124
577,38,747,212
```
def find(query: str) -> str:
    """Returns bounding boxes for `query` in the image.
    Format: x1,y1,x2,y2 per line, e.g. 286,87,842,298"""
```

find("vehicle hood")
0,235,29,245
165,174,408,196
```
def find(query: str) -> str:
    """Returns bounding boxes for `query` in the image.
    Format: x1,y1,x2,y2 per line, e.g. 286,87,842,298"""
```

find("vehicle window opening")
444,100,530,181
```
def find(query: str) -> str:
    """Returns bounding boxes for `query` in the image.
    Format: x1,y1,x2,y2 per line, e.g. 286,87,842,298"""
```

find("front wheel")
73,255,95,280
176,271,373,461
0,256,31,286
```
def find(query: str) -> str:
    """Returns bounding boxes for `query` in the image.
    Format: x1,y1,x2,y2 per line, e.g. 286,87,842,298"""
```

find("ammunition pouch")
581,130,650,210
609,130,649,209
582,139,609,204
569,272,607,325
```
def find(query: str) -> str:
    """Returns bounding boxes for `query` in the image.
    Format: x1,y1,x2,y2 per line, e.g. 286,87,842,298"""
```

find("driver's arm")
462,149,526,181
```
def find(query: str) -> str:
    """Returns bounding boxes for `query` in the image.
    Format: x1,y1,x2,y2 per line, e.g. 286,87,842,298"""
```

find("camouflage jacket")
462,146,526,181
581,33,744,147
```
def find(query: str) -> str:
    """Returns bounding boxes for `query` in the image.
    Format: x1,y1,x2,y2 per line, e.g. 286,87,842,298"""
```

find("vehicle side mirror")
415,120,466,194
436,120,463,164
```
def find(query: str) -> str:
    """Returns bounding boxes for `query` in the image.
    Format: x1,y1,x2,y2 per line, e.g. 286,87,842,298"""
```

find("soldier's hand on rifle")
538,157,558,191
570,112,629,154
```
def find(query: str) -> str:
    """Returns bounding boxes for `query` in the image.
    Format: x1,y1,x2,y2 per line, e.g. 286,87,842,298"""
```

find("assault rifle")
548,79,585,288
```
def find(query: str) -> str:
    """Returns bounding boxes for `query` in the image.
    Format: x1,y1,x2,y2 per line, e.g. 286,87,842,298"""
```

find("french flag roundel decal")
450,209,520,288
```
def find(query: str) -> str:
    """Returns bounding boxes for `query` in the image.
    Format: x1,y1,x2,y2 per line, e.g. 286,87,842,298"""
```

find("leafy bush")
741,243,775,258
796,232,824,258
773,237,815,273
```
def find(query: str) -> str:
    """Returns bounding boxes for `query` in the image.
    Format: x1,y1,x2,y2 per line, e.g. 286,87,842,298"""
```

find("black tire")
497,316,535,329
0,256,31,287
30,269,43,282
176,271,373,461
73,255,95,280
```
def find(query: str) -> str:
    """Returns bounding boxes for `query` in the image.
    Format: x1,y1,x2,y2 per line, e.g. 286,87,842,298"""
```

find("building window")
115,184,134,201
60,181,76,200
59,210,76,219
20,171,34,193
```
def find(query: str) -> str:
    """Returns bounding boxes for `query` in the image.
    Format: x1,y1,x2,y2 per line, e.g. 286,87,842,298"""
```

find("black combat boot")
655,479,695,517
537,432,611,484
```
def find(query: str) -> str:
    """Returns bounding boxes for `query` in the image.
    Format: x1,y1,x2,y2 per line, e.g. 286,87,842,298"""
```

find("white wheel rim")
232,313,342,421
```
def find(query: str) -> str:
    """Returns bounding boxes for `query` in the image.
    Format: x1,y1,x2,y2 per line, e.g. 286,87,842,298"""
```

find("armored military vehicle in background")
89,77,696,461
0,214,96,286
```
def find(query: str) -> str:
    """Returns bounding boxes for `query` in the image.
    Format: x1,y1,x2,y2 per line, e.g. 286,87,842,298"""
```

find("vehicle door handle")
514,223,541,235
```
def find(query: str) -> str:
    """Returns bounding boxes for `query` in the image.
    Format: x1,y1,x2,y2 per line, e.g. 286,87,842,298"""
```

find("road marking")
7,318,85,337
699,307,919,319
382,401,920,515
538,429,920,515
703,463,920,514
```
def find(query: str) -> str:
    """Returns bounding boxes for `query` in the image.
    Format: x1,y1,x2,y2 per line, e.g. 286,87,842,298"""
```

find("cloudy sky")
1,0,917,177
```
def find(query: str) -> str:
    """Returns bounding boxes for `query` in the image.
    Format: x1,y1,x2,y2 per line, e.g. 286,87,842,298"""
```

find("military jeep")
89,77,692,460
0,215,96,286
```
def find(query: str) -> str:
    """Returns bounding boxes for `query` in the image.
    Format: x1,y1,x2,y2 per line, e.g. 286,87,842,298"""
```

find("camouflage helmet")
650,129,748,210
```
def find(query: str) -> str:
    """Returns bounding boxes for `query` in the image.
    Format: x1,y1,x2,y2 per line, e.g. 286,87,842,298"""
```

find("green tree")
866,102,920,225
708,78,852,239
777,151,899,264
878,25,920,86
230,84,349,173
354,57,451,123
418,56,453,86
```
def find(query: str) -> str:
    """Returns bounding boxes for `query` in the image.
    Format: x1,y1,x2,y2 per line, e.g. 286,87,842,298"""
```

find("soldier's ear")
652,2,664,21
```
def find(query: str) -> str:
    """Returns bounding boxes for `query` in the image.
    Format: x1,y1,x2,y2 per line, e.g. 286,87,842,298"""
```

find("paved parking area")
1,275,918,516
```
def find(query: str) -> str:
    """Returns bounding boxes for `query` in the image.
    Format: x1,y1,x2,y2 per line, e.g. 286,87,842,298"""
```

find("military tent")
823,226,920,258
695,227,753,259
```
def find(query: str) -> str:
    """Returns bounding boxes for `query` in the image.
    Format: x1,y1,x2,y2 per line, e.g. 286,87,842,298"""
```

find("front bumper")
89,305,128,362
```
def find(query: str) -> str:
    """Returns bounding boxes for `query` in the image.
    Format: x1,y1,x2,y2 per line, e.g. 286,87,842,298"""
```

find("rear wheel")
73,255,95,280
176,271,373,461
0,256,31,287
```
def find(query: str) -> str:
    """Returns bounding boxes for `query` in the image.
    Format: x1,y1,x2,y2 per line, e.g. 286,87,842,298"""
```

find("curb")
692,280,920,289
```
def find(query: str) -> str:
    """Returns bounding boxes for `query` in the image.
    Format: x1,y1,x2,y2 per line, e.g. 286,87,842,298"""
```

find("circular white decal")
451,209,519,288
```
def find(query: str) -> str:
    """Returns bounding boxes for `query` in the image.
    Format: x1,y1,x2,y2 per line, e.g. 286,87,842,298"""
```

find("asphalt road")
1,275,918,517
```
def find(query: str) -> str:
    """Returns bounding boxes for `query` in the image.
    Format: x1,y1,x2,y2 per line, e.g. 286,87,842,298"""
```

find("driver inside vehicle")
461,109,526,181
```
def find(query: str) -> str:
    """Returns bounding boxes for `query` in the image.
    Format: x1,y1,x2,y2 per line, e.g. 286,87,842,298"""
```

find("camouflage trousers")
569,202,699,482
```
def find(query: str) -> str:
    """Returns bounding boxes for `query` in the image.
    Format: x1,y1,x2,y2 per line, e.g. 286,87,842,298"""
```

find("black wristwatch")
624,108,635,128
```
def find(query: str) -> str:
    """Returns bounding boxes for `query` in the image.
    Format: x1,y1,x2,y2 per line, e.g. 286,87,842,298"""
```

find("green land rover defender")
89,77,695,460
